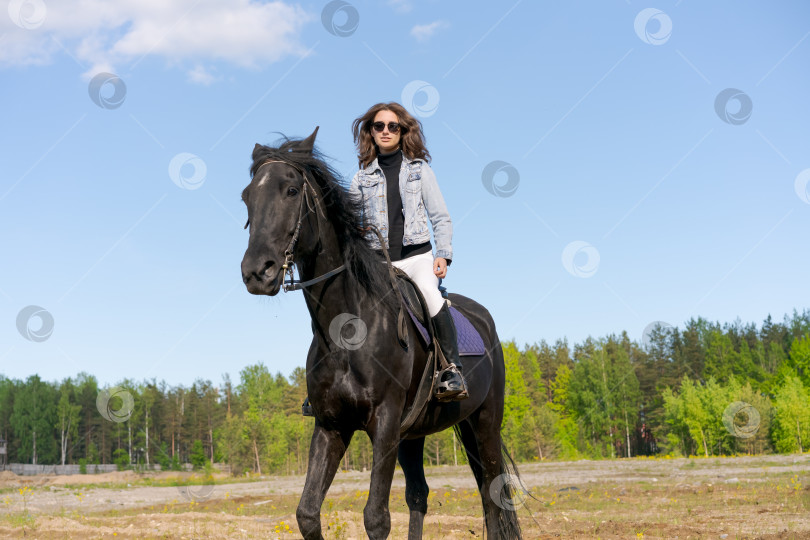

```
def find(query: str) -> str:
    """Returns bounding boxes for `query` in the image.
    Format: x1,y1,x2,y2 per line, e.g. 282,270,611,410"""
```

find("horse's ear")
297,126,319,154
252,143,263,160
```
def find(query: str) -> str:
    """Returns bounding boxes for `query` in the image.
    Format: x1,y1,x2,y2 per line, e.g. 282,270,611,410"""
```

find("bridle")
247,157,409,349
247,159,345,292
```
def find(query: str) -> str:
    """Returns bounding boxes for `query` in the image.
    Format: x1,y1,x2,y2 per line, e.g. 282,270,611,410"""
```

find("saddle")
394,269,485,356
394,268,485,435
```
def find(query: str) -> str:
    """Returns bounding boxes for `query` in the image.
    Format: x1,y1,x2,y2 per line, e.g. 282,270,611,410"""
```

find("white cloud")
410,21,448,43
388,0,412,14
0,0,312,82
187,64,217,85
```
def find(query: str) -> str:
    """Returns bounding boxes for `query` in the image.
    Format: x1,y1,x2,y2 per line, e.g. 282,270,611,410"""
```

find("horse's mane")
249,137,397,309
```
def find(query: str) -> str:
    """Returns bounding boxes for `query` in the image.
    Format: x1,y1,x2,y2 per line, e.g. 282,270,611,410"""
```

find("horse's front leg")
364,407,402,539
296,422,353,540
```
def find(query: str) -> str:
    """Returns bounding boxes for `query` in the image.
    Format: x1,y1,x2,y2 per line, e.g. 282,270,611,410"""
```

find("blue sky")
1,0,809,387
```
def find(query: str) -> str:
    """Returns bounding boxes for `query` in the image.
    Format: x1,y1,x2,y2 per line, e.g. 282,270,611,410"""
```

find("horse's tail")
453,423,524,539
494,443,524,540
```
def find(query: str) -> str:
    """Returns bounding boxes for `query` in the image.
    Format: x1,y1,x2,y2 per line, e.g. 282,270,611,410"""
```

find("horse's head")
240,127,321,296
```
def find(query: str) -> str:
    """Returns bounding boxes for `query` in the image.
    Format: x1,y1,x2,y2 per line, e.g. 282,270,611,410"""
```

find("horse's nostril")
261,260,275,277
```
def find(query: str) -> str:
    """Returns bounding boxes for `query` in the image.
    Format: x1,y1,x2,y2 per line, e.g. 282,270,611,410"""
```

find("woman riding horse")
301,102,467,415
240,129,523,539
349,102,468,401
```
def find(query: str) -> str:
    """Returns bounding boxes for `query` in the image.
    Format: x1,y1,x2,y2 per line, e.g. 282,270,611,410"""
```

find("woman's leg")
391,252,444,316
392,252,468,400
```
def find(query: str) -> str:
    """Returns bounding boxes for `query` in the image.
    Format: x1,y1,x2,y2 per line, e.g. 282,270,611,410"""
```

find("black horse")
240,128,523,539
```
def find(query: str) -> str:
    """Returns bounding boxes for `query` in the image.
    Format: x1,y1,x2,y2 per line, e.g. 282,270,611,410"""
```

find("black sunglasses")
371,121,401,133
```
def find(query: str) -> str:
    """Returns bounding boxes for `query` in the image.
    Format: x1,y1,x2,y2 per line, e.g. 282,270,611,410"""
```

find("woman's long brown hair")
351,102,431,168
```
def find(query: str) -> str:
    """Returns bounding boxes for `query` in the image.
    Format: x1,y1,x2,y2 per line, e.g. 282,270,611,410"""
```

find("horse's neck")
297,235,365,336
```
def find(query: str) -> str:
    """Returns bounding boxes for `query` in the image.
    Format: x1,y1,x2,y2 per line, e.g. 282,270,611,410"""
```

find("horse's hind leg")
398,437,429,539
296,423,352,540
464,410,523,539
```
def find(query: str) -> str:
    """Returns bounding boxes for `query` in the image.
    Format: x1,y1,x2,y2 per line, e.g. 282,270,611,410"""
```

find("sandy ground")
1,454,808,538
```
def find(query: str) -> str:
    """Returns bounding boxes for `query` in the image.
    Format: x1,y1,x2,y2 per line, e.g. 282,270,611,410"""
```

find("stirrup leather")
434,364,468,402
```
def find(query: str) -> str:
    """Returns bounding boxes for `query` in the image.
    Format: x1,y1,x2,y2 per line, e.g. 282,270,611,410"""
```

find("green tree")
57,380,81,465
676,377,713,456
771,375,810,453
155,441,172,470
74,373,100,463
424,428,459,466
242,404,272,474
190,439,207,470
609,336,641,458
524,403,559,460
672,320,706,382
548,363,579,459
10,375,57,464
724,378,772,455
139,381,160,467
703,330,738,382
787,334,810,388
0,377,17,456
219,364,281,474
113,448,130,470
501,341,532,459
87,440,100,465
663,376,749,457
567,338,641,458
662,385,688,456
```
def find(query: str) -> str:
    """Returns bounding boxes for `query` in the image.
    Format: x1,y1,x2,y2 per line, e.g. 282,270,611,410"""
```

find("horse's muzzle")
241,258,282,296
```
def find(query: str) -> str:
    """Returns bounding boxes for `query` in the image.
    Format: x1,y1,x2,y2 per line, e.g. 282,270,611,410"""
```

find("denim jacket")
349,154,453,261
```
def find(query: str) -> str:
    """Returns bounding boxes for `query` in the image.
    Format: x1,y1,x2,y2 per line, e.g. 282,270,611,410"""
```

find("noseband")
251,159,345,292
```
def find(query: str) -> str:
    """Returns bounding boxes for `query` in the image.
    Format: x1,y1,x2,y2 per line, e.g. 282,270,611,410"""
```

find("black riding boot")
432,303,469,401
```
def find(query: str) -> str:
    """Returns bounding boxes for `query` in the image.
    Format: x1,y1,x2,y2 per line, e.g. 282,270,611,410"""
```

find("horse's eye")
287,187,299,196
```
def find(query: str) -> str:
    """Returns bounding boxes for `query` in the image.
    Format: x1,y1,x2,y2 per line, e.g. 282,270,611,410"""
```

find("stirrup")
434,364,469,402
302,397,314,417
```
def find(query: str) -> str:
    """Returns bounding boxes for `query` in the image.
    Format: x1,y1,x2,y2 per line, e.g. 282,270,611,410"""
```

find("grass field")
1,454,808,539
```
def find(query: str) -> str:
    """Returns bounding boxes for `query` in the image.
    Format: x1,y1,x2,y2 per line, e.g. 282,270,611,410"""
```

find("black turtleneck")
378,149,432,261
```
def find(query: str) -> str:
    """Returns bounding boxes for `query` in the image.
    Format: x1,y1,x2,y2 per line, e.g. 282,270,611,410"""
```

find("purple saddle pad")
407,306,486,356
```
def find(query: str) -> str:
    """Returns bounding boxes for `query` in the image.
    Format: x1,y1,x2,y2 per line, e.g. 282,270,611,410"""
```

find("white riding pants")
391,251,447,317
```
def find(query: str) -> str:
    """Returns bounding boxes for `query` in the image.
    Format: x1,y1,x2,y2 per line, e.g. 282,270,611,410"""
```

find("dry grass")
0,455,808,539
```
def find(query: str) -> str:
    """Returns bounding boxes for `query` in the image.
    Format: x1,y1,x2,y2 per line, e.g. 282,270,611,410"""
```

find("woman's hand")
433,257,448,279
